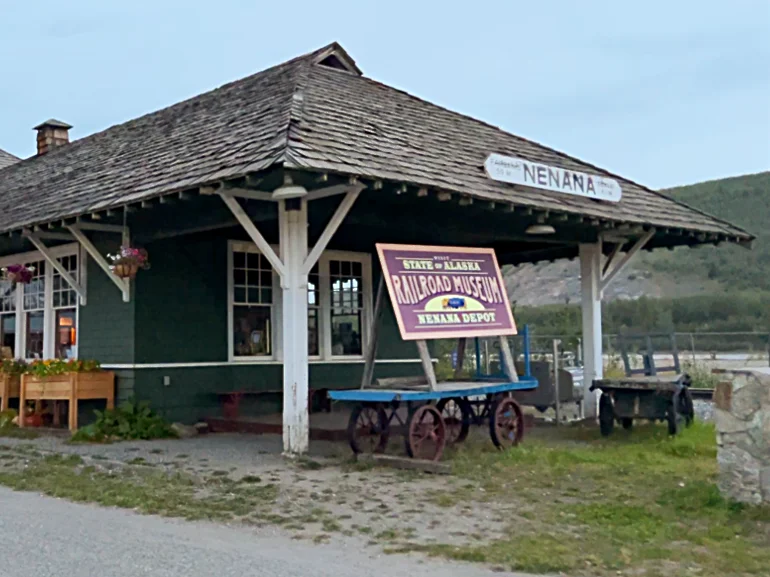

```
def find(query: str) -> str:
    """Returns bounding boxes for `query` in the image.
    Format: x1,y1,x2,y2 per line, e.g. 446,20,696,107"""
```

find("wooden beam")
25,232,73,242
600,229,655,293
416,340,437,391
602,241,624,276
75,221,125,234
437,191,452,202
219,194,285,278
361,276,385,389
302,186,362,275
220,187,274,202
67,226,130,302
304,183,357,202
26,235,86,305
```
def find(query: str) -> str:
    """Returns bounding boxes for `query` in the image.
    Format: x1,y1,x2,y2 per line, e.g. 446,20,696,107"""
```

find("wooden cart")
590,332,695,436
329,324,538,461
590,375,694,436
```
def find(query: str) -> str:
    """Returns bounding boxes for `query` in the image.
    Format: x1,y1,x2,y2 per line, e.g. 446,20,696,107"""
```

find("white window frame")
0,243,84,361
227,240,281,363
227,241,372,363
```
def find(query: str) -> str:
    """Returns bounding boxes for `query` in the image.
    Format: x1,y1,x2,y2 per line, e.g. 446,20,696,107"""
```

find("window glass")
308,264,320,356
0,314,15,355
52,255,78,309
232,250,273,357
329,259,364,356
55,309,77,359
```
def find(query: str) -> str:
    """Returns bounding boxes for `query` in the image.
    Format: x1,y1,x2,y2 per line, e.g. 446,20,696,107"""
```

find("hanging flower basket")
1,264,35,285
108,247,150,279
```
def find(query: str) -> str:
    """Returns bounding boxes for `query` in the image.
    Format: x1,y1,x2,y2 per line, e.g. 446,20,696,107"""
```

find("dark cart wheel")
436,397,471,445
347,404,389,455
489,397,524,449
680,388,695,427
599,393,614,437
405,404,446,461
621,418,633,430
667,391,685,436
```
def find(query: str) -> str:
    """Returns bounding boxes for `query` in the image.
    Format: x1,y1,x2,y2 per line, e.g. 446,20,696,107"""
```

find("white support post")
302,186,362,275
580,241,603,419
279,199,310,455
219,193,286,280
26,235,87,305
67,226,130,302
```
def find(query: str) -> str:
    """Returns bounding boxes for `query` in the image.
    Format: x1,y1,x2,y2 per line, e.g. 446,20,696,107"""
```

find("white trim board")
101,358,434,370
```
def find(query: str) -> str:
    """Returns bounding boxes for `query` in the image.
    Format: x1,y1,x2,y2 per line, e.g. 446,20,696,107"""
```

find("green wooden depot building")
0,43,752,453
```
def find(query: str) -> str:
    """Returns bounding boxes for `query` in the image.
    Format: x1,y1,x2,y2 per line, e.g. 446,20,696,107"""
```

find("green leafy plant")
71,399,177,443
0,359,27,375
0,409,18,428
25,359,101,378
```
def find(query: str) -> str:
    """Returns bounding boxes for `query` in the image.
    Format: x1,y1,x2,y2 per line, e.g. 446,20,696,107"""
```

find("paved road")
0,488,540,577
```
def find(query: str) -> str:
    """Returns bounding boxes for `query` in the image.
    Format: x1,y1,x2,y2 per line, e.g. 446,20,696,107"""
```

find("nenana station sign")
484,153,623,202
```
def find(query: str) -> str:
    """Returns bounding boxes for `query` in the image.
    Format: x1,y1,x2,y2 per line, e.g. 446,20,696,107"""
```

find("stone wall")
714,368,770,504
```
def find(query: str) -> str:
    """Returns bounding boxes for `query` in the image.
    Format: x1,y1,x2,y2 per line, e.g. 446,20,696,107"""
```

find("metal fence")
434,331,770,383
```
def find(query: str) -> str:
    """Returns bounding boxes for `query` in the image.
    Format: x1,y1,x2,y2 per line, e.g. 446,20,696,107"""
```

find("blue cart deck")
328,377,538,403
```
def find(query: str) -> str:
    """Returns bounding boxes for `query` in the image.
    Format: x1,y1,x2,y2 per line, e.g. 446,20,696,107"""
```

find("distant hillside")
641,171,769,292
506,171,769,306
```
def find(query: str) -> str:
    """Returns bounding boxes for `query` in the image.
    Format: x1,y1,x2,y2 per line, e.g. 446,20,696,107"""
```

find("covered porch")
0,43,751,453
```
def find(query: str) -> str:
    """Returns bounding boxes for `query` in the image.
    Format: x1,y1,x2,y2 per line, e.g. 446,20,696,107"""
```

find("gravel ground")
0,431,514,549
0,487,542,577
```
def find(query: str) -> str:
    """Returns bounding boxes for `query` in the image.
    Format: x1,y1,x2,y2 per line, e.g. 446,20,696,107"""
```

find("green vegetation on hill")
643,171,770,291
517,292,770,350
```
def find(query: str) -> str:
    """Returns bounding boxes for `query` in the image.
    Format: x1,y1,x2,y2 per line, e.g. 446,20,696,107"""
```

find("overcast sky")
1,0,768,189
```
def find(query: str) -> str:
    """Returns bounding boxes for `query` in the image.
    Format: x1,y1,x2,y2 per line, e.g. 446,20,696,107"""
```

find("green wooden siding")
74,228,420,424
78,235,136,364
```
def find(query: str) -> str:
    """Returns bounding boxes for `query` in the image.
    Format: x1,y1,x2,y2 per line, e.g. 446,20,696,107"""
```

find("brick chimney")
34,119,72,155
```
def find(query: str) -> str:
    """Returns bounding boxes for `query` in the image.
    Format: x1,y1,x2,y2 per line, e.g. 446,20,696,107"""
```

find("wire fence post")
690,333,697,363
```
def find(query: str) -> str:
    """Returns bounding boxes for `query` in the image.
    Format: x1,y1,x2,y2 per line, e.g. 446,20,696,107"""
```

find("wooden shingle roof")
0,148,19,171
0,43,752,243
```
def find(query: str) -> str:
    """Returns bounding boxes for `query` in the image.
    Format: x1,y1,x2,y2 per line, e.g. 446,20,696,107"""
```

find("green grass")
0,450,279,523
406,422,770,576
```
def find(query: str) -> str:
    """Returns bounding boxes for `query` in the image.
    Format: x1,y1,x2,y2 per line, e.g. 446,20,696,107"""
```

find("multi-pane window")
0,280,16,355
228,245,371,361
308,264,320,357
23,260,45,359
0,247,80,361
53,255,78,359
232,250,273,358
330,259,364,356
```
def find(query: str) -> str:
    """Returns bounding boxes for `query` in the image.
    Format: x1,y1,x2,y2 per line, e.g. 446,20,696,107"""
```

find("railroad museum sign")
484,153,623,203
376,243,517,340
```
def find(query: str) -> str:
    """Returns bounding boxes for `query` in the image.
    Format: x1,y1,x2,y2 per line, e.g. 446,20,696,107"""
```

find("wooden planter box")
20,371,115,431
0,373,21,412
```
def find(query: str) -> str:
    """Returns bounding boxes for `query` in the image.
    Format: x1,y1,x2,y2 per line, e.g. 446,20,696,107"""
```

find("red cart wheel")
489,397,524,449
436,397,471,445
347,404,389,455
405,404,446,461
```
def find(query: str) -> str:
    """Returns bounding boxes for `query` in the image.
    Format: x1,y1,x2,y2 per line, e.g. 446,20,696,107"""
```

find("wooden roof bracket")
66,225,130,303
599,228,655,295
218,193,286,281
302,184,363,275
25,233,87,306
